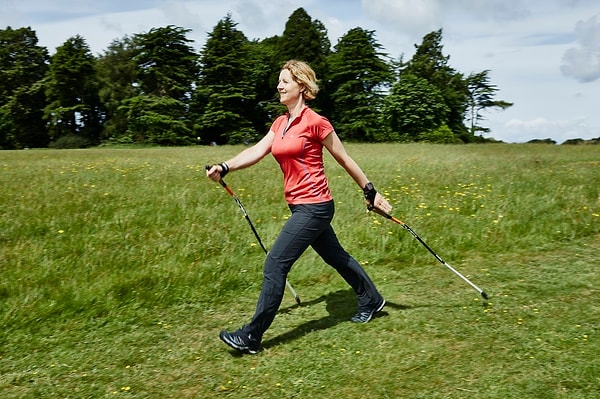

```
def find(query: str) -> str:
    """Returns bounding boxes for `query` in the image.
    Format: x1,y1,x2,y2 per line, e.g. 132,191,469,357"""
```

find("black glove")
363,182,377,210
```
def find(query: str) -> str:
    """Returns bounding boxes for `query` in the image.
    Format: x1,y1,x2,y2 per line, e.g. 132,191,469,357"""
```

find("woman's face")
277,68,303,106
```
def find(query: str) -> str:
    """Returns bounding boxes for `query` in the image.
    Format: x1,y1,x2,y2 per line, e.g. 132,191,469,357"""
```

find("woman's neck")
287,99,306,120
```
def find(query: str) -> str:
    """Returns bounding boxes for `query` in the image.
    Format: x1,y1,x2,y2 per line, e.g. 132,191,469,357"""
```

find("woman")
206,60,392,354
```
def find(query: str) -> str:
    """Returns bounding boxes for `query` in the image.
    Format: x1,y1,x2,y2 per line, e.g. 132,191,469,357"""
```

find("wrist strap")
363,182,376,209
219,162,229,177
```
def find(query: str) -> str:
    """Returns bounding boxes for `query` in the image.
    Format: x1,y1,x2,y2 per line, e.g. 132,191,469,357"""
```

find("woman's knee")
264,254,288,282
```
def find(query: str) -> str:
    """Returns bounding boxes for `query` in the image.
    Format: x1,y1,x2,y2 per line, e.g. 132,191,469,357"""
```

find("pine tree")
328,28,393,141
401,29,469,141
466,70,513,137
96,36,139,141
194,14,257,144
44,35,102,145
134,25,198,100
0,27,49,148
277,8,332,114
120,26,199,145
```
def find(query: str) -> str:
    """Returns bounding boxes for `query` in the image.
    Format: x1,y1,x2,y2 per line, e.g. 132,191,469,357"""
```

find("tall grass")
1,144,598,398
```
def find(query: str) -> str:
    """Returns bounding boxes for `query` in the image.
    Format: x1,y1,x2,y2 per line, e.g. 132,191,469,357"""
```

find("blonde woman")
207,60,392,354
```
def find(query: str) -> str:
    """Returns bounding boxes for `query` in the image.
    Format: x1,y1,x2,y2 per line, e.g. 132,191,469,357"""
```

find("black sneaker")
219,330,260,354
351,297,386,323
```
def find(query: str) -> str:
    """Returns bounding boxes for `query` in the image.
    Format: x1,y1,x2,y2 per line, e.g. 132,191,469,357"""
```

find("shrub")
48,134,93,149
418,124,457,144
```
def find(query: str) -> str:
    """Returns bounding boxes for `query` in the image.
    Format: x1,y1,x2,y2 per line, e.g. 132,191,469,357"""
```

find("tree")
123,95,191,145
0,27,49,149
401,29,469,141
278,8,331,72
277,8,332,114
380,74,449,141
194,14,257,144
327,27,393,141
119,26,199,145
96,36,139,142
466,70,513,137
250,37,288,130
134,26,199,101
44,35,102,145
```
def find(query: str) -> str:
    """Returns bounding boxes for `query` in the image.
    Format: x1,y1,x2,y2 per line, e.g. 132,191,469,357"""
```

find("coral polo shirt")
270,107,334,205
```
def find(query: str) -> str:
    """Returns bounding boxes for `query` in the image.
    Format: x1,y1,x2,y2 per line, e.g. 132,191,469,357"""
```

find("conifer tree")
401,29,469,141
0,27,49,148
194,14,257,144
44,35,102,145
328,28,393,141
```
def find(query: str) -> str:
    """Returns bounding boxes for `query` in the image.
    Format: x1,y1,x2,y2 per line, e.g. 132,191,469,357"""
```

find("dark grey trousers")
242,200,381,342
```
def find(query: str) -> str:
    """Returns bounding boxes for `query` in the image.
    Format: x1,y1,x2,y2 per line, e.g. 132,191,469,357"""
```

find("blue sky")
2,0,599,143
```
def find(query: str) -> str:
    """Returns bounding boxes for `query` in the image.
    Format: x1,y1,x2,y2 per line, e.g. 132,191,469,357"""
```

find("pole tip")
481,291,489,300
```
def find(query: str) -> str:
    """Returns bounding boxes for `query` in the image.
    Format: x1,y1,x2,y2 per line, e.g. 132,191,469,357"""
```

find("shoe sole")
219,332,260,354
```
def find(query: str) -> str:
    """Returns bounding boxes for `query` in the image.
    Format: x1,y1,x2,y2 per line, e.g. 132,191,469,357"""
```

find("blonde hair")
281,60,319,100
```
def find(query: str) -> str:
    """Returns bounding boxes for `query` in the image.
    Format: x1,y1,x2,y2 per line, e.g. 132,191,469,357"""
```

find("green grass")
1,143,598,398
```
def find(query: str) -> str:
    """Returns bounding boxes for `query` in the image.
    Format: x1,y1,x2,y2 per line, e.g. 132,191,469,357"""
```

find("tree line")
0,8,512,149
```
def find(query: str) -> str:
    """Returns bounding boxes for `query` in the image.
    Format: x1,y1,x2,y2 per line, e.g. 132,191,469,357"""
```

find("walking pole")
370,206,488,300
206,166,301,305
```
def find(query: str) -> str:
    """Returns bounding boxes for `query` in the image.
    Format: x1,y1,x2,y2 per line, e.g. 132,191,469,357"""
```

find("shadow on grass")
261,289,412,350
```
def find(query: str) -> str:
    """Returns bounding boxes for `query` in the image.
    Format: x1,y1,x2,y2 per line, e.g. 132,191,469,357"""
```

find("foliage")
133,25,199,100
123,95,192,145
327,28,394,141
195,14,258,145
48,133,93,149
96,36,139,141
0,27,49,149
107,26,201,145
401,29,470,141
527,138,557,144
43,35,103,143
0,144,598,398
277,7,332,115
0,27,48,100
1,9,517,148
0,82,49,149
418,123,457,143
466,70,513,136
380,74,450,141
249,38,287,131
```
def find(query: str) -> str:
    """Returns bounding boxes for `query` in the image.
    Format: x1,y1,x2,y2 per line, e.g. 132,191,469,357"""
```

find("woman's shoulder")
304,107,330,123
271,113,288,129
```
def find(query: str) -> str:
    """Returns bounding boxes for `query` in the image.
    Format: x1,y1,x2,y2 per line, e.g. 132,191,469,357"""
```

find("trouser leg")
311,224,381,308
242,202,331,342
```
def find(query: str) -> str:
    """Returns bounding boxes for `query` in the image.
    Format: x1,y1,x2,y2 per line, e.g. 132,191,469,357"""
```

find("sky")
2,0,600,143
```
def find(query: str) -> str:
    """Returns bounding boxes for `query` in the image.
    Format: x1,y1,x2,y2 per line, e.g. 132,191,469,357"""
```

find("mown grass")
0,143,598,398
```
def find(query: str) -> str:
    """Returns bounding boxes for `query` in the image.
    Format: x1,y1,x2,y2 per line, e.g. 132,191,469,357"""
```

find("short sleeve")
314,115,334,142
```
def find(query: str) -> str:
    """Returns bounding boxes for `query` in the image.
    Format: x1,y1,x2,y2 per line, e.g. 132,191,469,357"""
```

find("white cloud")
561,14,600,82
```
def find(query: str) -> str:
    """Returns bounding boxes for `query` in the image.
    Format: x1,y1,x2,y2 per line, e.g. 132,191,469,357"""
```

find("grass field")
0,143,598,398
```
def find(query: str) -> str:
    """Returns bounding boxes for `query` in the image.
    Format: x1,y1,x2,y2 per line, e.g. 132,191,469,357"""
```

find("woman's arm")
323,130,368,187
206,131,275,181
323,131,392,213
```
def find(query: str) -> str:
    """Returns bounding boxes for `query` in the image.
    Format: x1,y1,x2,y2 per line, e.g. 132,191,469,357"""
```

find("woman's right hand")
206,164,224,182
